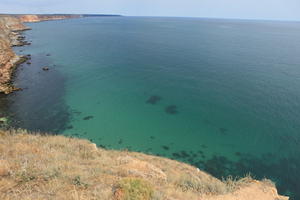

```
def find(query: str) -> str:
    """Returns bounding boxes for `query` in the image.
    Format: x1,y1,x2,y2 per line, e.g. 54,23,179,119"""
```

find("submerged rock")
146,95,162,105
83,116,94,120
165,105,178,114
161,145,170,150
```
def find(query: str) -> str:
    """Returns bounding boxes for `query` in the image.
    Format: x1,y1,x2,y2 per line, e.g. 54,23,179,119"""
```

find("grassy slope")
0,130,288,200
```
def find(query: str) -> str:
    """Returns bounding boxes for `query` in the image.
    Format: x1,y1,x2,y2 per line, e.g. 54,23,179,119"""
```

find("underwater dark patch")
125,146,132,151
219,128,228,135
165,105,178,114
235,152,242,156
180,150,189,158
161,145,170,150
150,136,155,139
83,116,94,120
192,153,198,157
146,95,162,105
180,154,300,200
1,55,72,133
66,125,73,129
98,144,106,149
118,139,123,144
172,153,181,158
172,151,192,159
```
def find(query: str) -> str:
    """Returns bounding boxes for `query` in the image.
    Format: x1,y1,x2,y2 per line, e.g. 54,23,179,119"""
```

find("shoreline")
0,14,81,94
0,15,290,199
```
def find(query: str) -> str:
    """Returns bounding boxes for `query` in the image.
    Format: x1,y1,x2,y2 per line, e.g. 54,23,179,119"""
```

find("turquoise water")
1,17,300,198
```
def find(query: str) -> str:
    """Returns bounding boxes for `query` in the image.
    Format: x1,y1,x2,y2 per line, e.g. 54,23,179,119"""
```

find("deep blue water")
1,17,300,199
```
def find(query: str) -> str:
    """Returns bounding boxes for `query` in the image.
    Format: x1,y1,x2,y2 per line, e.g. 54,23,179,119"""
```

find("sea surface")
1,17,300,199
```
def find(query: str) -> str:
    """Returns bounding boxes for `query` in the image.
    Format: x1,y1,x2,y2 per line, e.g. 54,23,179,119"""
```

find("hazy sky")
1,0,300,21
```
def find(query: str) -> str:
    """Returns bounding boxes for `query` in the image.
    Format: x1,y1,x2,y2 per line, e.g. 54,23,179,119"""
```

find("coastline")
0,16,30,94
0,15,290,199
0,14,81,94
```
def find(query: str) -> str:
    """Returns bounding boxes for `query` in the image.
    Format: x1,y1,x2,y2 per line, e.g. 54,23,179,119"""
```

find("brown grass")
0,129,281,200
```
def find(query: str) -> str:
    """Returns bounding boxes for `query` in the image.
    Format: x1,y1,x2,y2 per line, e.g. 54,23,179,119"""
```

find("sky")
1,0,300,21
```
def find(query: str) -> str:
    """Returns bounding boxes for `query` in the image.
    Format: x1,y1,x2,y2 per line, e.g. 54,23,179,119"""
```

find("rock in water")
146,95,162,105
165,105,178,114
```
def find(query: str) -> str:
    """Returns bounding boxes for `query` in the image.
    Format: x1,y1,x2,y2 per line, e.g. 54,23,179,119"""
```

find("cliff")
0,130,288,200
0,14,81,94
0,16,30,94
18,14,82,23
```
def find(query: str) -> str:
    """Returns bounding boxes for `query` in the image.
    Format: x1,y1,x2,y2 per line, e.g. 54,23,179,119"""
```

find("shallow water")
1,17,300,199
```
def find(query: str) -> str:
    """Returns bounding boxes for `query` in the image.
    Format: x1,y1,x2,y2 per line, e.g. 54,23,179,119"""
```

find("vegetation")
0,129,284,200
114,178,153,200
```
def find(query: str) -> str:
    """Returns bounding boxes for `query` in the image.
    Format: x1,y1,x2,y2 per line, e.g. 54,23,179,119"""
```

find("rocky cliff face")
0,16,30,94
0,14,81,94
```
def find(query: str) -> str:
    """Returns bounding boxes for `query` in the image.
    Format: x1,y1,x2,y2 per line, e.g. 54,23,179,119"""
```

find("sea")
1,16,300,199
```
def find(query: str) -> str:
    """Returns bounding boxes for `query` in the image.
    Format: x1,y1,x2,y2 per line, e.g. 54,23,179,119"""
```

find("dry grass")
114,178,153,200
0,129,279,200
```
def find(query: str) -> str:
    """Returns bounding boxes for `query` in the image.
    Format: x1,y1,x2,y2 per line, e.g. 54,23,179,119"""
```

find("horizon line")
1,13,300,22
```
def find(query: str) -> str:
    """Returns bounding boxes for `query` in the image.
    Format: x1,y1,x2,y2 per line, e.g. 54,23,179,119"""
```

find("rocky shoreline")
0,14,81,94
0,16,31,94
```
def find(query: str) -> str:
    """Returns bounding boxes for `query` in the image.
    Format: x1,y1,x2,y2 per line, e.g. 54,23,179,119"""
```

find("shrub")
114,178,154,200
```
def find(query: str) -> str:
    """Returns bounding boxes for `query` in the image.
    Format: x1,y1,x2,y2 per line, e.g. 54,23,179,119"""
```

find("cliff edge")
0,130,288,200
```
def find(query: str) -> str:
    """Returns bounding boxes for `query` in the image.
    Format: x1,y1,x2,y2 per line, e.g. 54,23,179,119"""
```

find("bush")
115,178,154,200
